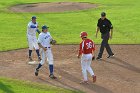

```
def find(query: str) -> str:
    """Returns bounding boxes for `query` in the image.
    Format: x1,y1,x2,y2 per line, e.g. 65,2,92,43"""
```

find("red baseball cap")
80,32,88,38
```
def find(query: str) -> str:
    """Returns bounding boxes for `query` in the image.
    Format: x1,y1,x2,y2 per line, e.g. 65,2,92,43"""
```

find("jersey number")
86,42,92,49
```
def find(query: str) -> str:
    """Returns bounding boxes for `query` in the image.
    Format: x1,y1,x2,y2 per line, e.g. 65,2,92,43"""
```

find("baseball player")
77,32,96,84
35,25,57,79
27,16,41,61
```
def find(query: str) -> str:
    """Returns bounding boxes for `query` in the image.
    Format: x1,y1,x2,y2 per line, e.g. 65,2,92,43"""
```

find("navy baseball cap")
101,12,106,17
42,25,49,29
32,16,36,19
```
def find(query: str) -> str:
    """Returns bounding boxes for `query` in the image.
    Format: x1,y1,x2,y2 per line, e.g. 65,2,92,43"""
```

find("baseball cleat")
35,69,39,76
80,81,89,84
49,74,57,79
107,54,114,58
92,75,96,83
96,57,102,60
29,56,33,61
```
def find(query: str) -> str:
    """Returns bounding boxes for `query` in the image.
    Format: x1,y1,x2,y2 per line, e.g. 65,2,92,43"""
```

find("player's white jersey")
27,21,38,36
38,32,52,47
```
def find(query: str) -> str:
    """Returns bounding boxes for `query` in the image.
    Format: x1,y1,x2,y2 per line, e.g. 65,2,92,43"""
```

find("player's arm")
49,33,53,41
77,43,82,58
36,24,40,34
37,35,47,51
38,43,47,51
92,43,96,60
29,22,39,28
110,29,113,39
30,25,37,28
96,27,99,38
28,22,38,28
36,29,41,34
96,20,100,38
92,51,95,60
49,32,57,45
109,20,113,39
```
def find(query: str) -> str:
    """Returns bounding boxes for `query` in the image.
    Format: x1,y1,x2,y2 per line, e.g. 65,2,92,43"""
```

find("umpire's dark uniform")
96,12,114,59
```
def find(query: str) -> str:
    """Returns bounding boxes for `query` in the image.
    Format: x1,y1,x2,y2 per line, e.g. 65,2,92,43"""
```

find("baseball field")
0,0,140,93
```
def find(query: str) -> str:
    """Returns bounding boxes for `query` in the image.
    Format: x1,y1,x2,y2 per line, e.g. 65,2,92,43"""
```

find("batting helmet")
80,32,88,38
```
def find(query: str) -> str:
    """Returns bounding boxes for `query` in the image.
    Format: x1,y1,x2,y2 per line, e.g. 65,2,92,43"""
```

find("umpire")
96,12,114,60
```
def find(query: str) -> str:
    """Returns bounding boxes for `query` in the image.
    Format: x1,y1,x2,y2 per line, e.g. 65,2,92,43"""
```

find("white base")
28,61,39,65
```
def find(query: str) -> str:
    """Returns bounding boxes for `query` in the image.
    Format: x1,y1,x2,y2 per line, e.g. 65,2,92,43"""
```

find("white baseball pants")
27,35,39,50
40,48,54,65
81,53,94,81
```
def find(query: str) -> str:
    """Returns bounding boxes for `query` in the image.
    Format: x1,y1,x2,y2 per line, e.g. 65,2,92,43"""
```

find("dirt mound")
0,45,140,93
10,2,97,13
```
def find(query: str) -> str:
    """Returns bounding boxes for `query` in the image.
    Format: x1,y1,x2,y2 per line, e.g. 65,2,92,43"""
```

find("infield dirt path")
0,45,140,93
10,2,98,13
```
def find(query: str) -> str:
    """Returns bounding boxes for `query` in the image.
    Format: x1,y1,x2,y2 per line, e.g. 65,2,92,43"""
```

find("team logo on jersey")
45,35,50,39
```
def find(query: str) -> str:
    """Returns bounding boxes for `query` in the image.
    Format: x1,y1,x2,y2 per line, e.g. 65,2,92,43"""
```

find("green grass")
0,0,140,51
0,77,83,93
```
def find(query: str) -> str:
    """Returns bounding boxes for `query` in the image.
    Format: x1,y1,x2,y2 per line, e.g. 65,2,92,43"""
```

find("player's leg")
97,39,105,59
33,37,41,61
35,49,45,76
86,54,96,83
104,39,114,58
46,49,57,79
80,55,88,83
97,34,107,59
28,36,34,61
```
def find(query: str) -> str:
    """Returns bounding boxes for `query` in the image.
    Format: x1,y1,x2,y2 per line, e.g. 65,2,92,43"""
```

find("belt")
83,53,92,54
45,47,51,48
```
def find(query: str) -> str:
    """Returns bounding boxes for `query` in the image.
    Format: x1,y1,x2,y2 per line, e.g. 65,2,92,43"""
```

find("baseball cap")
32,16,36,19
42,25,49,29
101,12,106,17
80,32,88,38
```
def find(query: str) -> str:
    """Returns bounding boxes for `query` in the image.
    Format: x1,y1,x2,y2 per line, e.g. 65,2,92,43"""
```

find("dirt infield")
0,45,140,93
10,2,97,13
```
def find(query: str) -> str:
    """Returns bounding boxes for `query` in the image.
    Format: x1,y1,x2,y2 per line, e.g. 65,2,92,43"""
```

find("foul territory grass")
0,77,83,93
0,0,140,51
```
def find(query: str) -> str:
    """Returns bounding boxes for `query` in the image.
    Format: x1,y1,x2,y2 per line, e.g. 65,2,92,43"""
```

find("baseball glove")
92,56,95,60
50,39,56,45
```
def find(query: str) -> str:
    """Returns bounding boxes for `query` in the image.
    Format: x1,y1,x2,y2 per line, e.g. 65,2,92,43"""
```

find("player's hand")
37,26,39,28
43,47,47,51
92,56,95,60
77,55,80,59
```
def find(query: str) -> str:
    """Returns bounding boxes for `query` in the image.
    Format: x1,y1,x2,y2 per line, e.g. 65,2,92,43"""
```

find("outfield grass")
0,77,83,93
0,0,140,51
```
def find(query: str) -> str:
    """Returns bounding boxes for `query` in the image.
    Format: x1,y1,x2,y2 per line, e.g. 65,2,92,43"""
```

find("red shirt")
78,39,95,55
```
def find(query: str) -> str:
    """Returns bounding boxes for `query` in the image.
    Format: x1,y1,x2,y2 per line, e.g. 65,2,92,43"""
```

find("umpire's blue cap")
42,25,49,29
32,16,36,19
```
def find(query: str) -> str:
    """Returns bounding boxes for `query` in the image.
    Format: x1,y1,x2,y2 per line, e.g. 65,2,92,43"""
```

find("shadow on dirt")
56,68,113,93
102,57,140,73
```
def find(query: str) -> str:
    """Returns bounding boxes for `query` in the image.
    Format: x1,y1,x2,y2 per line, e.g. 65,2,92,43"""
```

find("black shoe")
96,57,102,60
107,54,114,58
49,74,57,79
35,69,39,76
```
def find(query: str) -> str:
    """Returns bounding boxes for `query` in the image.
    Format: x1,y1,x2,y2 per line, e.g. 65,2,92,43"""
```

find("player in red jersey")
77,32,96,84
